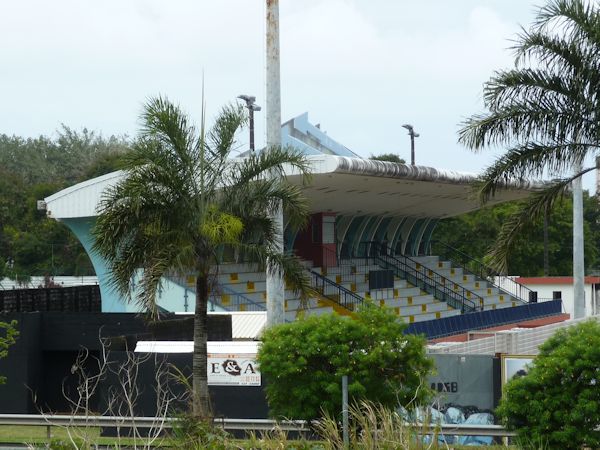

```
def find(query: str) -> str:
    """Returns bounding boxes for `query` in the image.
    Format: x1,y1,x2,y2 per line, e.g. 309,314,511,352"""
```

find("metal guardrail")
0,414,517,438
321,245,362,286
166,274,265,312
210,284,266,312
359,242,480,313
0,285,101,313
431,240,533,304
310,270,364,312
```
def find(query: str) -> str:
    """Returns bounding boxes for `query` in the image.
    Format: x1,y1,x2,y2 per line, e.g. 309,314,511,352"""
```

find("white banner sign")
207,352,261,386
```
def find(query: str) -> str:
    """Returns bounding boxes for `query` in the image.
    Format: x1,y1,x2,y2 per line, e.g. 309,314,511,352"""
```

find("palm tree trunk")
192,271,210,418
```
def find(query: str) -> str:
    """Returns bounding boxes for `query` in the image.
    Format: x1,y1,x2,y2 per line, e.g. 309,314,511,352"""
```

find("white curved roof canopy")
44,155,533,220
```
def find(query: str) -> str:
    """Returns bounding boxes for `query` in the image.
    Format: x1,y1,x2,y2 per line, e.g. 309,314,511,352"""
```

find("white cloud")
6,0,590,189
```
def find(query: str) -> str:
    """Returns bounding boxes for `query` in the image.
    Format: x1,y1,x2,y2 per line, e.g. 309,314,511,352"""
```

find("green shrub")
0,320,18,384
257,304,432,420
170,415,232,450
496,320,600,449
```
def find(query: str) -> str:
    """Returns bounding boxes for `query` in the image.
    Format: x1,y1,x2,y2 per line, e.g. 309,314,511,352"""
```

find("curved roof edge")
328,156,537,189
45,170,124,204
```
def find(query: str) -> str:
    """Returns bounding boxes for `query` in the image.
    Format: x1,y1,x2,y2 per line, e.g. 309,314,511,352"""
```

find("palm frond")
486,166,597,273
140,96,197,167
458,105,593,150
534,0,600,49
226,177,310,231
271,252,316,301
93,94,312,325
476,141,598,203
484,68,579,112
514,28,598,77
206,104,247,160
229,145,312,187
233,242,315,301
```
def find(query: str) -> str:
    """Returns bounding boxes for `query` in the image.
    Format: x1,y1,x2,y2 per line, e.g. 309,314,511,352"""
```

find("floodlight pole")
573,158,585,318
402,124,419,165
266,0,285,327
238,95,261,151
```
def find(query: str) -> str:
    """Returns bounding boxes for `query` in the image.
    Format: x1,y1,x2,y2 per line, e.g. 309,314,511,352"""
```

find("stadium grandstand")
42,113,565,340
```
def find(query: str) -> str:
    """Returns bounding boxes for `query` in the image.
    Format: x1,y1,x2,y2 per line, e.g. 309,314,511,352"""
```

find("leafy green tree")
0,320,19,384
0,127,131,278
257,305,433,420
81,151,128,180
92,96,312,417
0,127,129,186
497,320,600,449
458,0,600,272
433,192,600,275
370,153,406,164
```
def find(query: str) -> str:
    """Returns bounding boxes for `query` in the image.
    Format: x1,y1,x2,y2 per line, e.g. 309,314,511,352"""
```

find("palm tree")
92,96,312,417
458,0,600,283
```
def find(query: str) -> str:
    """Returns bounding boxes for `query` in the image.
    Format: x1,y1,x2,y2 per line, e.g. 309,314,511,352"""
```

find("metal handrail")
210,284,266,312
0,414,517,437
310,270,364,312
358,242,480,313
431,240,533,303
165,274,265,312
320,245,364,286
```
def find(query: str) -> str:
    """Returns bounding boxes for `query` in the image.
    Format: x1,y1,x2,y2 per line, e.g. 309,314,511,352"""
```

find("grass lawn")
0,425,519,449
0,425,171,447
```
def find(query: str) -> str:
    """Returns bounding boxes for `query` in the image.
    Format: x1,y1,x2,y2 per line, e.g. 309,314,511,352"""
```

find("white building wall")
517,280,599,318
428,315,600,356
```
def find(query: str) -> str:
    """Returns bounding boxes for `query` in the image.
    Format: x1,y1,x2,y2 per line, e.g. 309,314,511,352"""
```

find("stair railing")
165,273,265,312
357,241,481,313
431,240,533,303
209,284,266,312
309,270,364,312
320,245,363,286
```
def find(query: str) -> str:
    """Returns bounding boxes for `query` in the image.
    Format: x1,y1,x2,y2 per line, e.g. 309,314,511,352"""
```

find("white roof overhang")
44,155,535,220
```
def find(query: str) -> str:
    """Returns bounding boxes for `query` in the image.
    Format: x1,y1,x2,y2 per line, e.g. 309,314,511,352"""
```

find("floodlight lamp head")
414,133,420,138
402,124,413,131
237,94,256,104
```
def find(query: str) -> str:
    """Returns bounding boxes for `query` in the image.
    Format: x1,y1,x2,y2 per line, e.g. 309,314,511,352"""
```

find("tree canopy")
458,0,600,273
0,128,130,282
496,320,600,449
432,193,600,276
0,320,19,385
257,305,433,420
369,153,406,164
92,96,313,417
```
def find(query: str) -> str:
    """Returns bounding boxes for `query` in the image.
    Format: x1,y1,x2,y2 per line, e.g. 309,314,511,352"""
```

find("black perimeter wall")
0,312,268,418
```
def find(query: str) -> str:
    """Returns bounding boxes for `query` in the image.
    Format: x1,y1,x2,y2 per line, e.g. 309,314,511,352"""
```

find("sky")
0,0,596,191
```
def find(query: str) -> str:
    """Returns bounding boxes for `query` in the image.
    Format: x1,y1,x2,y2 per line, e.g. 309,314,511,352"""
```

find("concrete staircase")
208,262,337,320
168,252,522,325
410,256,525,311
312,258,460,324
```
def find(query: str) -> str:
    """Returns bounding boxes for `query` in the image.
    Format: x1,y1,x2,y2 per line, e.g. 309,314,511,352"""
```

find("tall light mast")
265,0,285,326
573,160,585,318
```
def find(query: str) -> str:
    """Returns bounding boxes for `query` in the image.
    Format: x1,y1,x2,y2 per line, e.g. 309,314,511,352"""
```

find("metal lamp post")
238,95,261,152
402,124,420,166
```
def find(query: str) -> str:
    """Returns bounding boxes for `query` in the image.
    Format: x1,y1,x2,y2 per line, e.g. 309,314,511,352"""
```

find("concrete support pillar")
265,0,285,327
573,159,586,318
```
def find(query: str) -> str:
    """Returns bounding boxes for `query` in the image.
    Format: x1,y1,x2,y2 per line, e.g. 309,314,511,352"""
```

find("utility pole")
238,95,261,151
265,0,285,327
543,207,549,276
402,124,419,165
573,158,585,318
